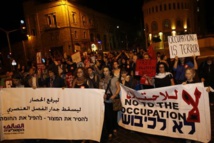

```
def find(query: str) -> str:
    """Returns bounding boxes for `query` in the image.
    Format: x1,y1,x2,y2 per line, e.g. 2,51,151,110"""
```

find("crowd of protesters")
0,48,214,143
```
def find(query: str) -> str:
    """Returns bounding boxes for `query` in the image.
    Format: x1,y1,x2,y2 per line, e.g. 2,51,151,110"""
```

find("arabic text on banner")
0,88,105,142
118,83,211,143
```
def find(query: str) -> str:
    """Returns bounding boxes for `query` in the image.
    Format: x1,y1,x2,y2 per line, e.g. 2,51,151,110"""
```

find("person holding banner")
147,62,175,88
99,66,120,141
119,69,136,89
181,68,202,143
45,67,65,88
173,55,198,84
182,67,197,85
72,67,91,88
87,66,100,88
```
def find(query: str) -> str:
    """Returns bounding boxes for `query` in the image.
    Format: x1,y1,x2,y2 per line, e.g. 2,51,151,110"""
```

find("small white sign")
168,34,200,58
71,52,81,63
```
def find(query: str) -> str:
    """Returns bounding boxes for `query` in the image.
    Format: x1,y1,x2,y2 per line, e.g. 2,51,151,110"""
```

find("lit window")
82,16,86,26
53,15,57,26
47,15,51,25
72,12,76,23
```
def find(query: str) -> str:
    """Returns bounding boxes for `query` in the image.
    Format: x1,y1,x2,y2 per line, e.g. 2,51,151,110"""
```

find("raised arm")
173,56,179,69
193,55,198,70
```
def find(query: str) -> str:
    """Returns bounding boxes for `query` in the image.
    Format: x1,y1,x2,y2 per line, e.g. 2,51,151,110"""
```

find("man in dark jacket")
199,57,214,87
198,56,214,104
45,67,65,88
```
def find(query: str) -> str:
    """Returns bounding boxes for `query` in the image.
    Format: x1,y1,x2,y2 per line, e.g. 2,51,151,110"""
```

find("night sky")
0,0,143,29
80,0,143,22
0,0,25,48
0,0,143,48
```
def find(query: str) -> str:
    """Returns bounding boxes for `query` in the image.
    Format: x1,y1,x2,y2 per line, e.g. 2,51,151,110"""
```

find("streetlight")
0,27,19,54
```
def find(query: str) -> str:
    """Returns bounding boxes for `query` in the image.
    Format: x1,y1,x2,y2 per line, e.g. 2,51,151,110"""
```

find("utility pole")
0,27,19,54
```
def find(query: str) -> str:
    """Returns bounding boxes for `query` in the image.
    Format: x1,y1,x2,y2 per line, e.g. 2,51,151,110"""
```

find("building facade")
22,0,130,58
142,0,197,49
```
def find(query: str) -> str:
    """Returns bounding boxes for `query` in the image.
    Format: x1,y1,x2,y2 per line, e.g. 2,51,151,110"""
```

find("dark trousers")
209,92,214,103
104,102,118,135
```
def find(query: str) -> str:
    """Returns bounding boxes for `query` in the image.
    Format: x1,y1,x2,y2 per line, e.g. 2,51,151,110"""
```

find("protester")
0,48,213,143
0,70,13,88
198,56,214,105
11,72,24,87
147,62,175,88
119,70,133,88
23,67,39,88
182,67,197,84
119,58,127,72
173,55,198,84
142,52,150,60
72,67,91,88
130,54,138,78
182,67,200,143
158,54,170,67
112,61,121,79
87,66,100,88
92,59,103,78
99,66,120,141
102,56,112,72
45,67,65,88
198,56,214,88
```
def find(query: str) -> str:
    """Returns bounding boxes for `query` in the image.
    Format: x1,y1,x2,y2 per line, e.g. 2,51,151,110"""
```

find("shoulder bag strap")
105,79,112,95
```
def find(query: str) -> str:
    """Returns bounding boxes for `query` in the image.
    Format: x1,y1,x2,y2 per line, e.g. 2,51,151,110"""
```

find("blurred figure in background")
198,56,214,105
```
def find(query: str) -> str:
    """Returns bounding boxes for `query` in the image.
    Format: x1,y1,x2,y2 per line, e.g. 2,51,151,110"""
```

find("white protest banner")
168,34,200,58
0,88,105,142
71,52,81,63
118,83,211,143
